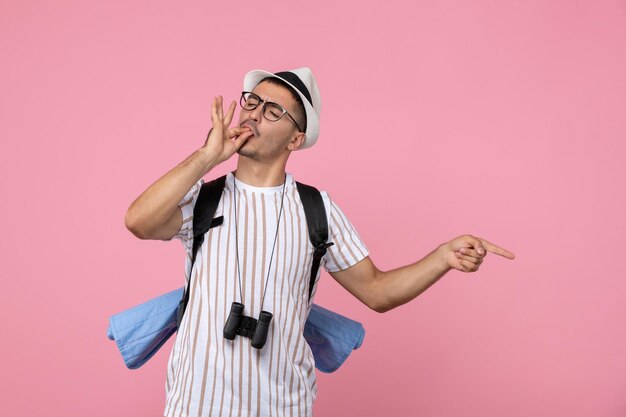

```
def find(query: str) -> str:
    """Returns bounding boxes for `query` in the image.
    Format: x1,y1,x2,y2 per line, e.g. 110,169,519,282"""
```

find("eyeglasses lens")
240,92,285,122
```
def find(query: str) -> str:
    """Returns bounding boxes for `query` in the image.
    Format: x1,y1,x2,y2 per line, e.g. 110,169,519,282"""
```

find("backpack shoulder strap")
191,175,227,265
295,181,335,302
176,174,226,328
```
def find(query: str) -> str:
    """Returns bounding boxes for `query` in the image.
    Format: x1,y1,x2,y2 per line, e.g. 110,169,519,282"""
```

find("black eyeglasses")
239,91,303,132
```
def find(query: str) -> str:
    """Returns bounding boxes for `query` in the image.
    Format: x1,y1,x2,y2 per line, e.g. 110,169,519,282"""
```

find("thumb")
447,235,476,252
463,235,485,255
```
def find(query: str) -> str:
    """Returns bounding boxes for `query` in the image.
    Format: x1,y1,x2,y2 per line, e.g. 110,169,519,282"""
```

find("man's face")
236,80,303,161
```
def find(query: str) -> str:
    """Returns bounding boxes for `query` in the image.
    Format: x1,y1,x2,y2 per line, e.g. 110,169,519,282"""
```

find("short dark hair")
258,76,307,133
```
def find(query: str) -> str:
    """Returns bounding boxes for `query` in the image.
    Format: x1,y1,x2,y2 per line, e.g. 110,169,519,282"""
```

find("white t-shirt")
163,171,369,417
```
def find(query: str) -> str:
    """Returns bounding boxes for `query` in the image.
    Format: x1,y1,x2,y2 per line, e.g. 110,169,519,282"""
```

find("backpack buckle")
314,242,334,257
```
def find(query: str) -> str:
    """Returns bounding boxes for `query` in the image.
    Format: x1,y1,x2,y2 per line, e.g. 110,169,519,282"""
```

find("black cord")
233,172,287,313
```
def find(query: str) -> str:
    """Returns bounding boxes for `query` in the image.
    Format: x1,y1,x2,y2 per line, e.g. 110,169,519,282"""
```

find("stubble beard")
236,139,260,160
236,120,261,159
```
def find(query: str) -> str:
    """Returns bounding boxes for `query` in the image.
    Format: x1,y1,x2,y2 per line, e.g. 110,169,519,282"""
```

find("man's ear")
287,131,306,151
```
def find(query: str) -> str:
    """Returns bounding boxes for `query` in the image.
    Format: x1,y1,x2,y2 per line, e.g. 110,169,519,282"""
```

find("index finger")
479,238,516,260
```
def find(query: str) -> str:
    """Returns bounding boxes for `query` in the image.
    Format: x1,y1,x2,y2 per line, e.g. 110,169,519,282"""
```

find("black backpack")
176,174,335,329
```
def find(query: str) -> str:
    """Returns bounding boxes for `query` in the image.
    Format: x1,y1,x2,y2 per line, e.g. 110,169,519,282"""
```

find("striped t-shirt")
163,171,369,417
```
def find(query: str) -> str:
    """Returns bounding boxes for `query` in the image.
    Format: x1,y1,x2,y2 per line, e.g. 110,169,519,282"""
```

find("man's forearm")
375,245,451,313
124,147,217,236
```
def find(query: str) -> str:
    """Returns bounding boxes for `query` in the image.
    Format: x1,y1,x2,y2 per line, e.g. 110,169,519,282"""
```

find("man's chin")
236,143,254,158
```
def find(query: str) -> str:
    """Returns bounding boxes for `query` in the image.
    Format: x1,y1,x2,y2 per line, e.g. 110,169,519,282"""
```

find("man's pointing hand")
439,234,516,273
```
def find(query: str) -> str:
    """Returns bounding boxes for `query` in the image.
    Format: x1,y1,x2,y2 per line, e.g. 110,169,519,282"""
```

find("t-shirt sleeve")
165,178,204,249
322,193,370,272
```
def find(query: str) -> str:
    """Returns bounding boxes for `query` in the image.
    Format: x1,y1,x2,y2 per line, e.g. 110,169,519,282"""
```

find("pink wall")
1,0,625,416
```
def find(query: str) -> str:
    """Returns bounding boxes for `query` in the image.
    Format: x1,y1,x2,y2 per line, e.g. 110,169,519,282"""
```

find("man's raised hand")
202,95,254,165
440,234,516,273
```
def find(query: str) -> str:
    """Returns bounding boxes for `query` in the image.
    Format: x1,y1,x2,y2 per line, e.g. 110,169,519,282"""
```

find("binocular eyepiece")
223,302,273,349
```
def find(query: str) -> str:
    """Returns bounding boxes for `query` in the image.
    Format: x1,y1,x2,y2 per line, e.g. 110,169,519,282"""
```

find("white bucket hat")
243,67,321,150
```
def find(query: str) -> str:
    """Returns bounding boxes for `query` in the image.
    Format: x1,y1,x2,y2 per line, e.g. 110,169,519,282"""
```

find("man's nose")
248,103,263,122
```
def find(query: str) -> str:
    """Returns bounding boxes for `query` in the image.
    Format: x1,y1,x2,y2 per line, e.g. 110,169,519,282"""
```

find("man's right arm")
124,95,253,241
124,148,217,240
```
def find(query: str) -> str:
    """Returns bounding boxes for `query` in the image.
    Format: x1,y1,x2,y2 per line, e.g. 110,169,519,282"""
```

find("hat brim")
243,70,319,150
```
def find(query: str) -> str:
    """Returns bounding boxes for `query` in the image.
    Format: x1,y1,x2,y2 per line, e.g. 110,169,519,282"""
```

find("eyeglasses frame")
239,91,304,133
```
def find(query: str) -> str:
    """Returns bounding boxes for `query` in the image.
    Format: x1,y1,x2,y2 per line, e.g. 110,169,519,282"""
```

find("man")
124,67,515,417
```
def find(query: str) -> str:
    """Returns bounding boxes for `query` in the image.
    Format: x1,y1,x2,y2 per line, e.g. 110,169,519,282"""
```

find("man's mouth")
240,120,259,137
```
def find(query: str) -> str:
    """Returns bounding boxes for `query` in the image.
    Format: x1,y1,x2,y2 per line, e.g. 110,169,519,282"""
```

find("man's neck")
234,157,288,187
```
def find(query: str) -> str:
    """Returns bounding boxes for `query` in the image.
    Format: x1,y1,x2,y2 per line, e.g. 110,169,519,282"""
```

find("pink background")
1,0,625,416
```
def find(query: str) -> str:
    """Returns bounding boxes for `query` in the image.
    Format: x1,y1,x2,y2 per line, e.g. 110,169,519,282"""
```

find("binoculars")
223,302,273,349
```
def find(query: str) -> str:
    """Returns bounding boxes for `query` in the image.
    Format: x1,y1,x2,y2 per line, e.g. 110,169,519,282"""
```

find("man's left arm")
329,235,516,313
